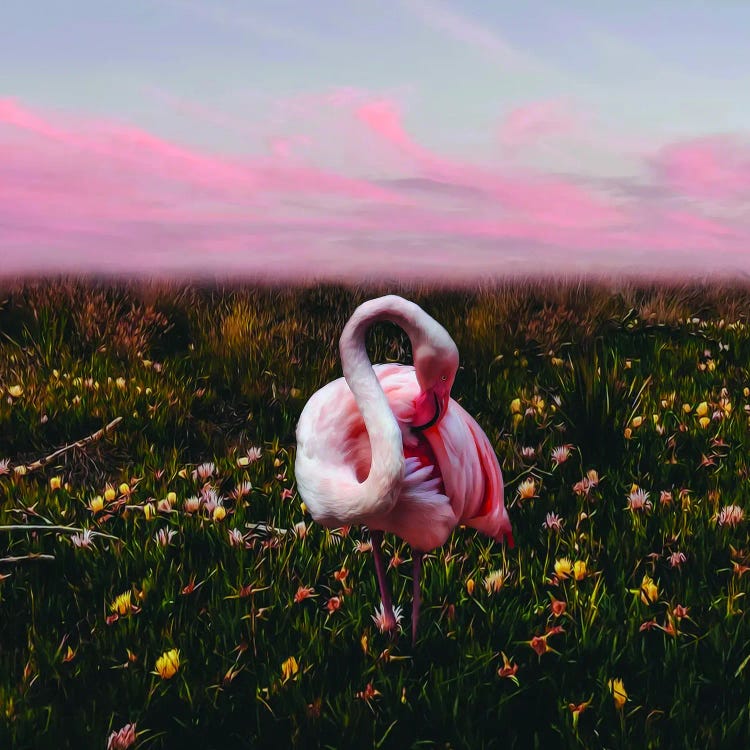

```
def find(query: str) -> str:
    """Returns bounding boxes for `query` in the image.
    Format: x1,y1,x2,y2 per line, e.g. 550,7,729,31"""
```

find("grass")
0,277,749,749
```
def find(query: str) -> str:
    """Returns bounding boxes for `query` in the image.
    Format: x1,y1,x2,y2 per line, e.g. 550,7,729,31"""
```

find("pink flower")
668,551,686,568
107,723,136,750
717,505,745,528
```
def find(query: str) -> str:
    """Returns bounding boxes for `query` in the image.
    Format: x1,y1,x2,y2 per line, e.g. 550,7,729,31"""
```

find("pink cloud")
655,137,750,199
499,99,578,148
1,94,749,281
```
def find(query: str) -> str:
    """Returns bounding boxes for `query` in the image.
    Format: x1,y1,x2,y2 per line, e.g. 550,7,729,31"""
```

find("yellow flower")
7,385,24,398
154,648,180,679
699,416,711,429
682,403,692,414
696,401,709,417
466,578,475,596
573,560,587,581
531,395,545,412
652,414,659,424
300,502,308,515
119,482,131,496
213,505,226,522
281,656,299,682
707,360,716,372
115,377,127,390
608,678,627,710
143,503,156,521
510,398,522,415
360,633,369,655
49,476,62,491
554,558,573,579
167,491,177,504
744,387,749,398
623,427,632,440
90,496,104,514
517,478,537,500
178,468,188,479
104,486,116,502
640,575,659,604
110,591,132,616
631,416,643,428
237,456,250,467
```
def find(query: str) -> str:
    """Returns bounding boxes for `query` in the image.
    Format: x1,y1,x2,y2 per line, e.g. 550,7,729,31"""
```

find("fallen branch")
0,524,120,540
0,553,56,564
22,417,123,472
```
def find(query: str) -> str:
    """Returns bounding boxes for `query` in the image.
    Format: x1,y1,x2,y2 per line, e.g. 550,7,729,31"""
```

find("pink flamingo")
295,295,513,643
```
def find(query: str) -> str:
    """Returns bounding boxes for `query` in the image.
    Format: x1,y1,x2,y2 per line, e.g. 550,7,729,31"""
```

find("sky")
1,0,750,281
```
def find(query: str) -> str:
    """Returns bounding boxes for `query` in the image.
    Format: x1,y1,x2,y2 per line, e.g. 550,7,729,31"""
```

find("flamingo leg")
412,550,424,646
370,530,397,631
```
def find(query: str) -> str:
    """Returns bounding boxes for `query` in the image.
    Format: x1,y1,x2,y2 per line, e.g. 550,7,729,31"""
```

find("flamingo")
294,295,513,644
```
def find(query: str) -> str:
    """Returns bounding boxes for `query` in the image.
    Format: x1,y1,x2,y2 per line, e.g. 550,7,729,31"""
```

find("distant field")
1,278,749,749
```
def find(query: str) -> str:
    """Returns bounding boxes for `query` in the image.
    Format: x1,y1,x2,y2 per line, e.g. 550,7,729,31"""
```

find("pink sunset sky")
2,0,750,281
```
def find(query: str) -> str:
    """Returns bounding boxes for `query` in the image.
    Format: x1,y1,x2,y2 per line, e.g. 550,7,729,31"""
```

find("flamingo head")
412,335,459,432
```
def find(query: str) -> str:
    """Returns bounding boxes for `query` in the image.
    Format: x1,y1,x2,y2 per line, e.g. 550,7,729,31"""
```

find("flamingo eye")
441,374,447,381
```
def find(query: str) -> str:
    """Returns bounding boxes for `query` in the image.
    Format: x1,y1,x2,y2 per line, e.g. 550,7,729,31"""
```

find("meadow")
1,278,749,749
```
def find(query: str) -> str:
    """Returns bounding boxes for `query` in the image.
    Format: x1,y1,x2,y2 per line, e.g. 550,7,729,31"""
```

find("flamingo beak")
412,388,447,431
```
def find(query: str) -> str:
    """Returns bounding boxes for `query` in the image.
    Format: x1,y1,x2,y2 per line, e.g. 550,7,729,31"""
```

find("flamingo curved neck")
337,297,426,516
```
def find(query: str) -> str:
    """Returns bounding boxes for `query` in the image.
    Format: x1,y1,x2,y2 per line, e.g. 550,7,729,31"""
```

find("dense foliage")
1,279,749,749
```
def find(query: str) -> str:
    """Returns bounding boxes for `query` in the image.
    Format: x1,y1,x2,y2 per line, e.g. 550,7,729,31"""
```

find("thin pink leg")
370,530,397,631
412,550,424,646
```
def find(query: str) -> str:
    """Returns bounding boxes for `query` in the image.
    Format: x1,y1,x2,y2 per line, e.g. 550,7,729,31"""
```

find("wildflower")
107,723,137,750
497,652,519,682
115,377,126,390
326,596,342,614
640,575,659,605
466,578,475,596
528,635,552,657
119,482,131,497
550,598,566,617
232,481,253,500
49,476,62,491
213,505,227,522
627,488,652,513
673,604,690,619
154,528,176,547
155,498,170,514
682,403,692,413
568,699,591,730
517,478,537,501
110,591,133,617
143,503,156,521
696,401,709,417
192,462,216,481
90,496,104,514
280,488,294,501
103,485,117,502
631,416,643,428
551,445,572,466
716,505,744,527
246,447,263,463
668,551,686,568
624,427,632,440
573,561,587,581
294,586,316,604
201,487,221,514
543,512,564,533
608,678,627,710
520,446,536,460
660,490,673,507
0,458,10,475
554,558,573,579
184,495,201,514
371,602,403,632
71,528,95,549
510,398,522,414
228,528,246,547
388,552,404,569
699,416,711,429
484,569,507,594
8,385,23,398
354,539,372,554
281,656,299,683
154,648,180,679
355,682,381,706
